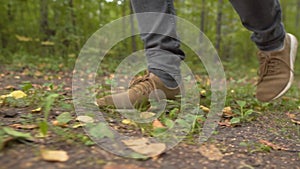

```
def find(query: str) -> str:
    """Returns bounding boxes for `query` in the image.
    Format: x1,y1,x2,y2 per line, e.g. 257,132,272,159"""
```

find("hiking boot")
256,33,298,102
97,72,180,109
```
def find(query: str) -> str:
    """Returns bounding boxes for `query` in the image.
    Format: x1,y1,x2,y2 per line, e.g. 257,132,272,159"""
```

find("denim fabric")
131,0,184,87
131,0,286,86
229,0,286,51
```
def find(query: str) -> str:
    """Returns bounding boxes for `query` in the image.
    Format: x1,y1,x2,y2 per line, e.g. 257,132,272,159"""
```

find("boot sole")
272,33,298,100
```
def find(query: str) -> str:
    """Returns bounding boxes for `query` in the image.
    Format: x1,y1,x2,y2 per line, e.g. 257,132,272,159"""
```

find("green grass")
1,52,300,150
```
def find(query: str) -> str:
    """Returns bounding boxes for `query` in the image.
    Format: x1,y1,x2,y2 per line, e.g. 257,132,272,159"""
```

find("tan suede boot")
97,73,180,109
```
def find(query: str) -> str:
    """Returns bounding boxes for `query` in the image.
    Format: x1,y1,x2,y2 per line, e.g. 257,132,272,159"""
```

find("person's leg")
229,0,298,102
131,0,184,88
229,0,286,51
97,0,184,108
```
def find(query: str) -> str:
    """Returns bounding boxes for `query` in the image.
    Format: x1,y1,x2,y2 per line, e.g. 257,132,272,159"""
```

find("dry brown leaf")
291,119,300,125
52,120,68,127
152,119,165,129
286,112,296,119
41,149,69,162
222,106,234,118
218,119,231,127
286,112,300,125
122,138,166,157
4,85,16,90
10,124,38,130
259,140,287,150
198,144,223,161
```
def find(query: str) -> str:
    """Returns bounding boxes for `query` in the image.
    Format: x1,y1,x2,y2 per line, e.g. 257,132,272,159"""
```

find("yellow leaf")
200,90,206,96
7,90,27,99
72,123,86,128
41,41,55,46
121,119,136,126
200,105,210,113
41,149,69,162
15,35,32,42
31,107,42,113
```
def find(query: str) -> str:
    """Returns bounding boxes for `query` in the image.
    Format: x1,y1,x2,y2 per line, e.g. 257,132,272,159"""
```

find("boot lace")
129,73,157,95
257,51,292,85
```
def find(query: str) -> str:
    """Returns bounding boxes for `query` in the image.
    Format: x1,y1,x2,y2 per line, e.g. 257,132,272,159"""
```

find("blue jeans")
131,0,286,87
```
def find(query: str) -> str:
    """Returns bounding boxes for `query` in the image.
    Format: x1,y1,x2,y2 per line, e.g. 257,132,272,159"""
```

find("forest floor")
0,61,300,169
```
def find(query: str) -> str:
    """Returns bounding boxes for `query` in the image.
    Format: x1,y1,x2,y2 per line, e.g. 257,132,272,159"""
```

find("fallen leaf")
122,138,166,157
152,119,165,129
9,90,27,99
286,112,296,119
222,106,234,117
0,95,6,99
286,112,300,125
72,123,86,128
10,124,38,130
291,119,300,125
200,105,210,113
4,85,16,90
31,107,42,113
198,144,223,161
121,119,136,126
41,149,69,162
140,112,156,119
52,120,68,127
218,119,231,127
41,41,55,46
76,116,94,123
16,35,33,42
103,164,146,169
259,140,287,150
200,90,206,96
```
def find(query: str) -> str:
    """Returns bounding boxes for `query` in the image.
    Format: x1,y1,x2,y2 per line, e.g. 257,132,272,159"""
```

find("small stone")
3,110,18,118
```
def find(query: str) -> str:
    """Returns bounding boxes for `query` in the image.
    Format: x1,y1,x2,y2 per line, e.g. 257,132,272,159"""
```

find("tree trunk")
199,0,206,43
40,0,49,40
122,0,127,36
200,0,206,33
129,1,137,52
7,2,13,21
215,0,223,52
296,0,300,28
69,0,76,33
